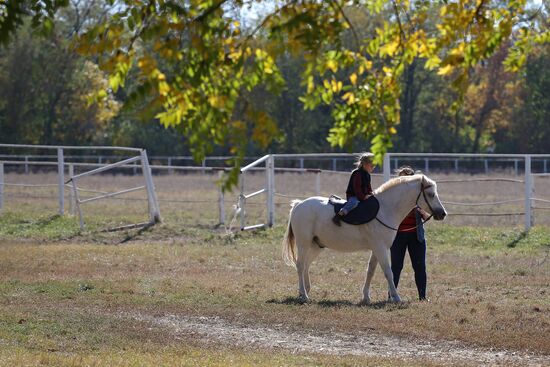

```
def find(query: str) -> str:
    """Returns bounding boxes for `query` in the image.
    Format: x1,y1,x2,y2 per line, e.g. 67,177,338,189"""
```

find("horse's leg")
296,254,309,302
360,251,378,304
294,233,316,302
303,244,322,295
372,245,401,302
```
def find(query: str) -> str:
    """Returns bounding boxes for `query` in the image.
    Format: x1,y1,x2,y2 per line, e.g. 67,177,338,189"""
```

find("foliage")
0,5,119,146
69,0,548,186
0,1,548,185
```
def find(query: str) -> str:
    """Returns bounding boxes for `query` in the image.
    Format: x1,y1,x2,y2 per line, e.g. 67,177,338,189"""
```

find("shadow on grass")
506,231,528,248
118,223,156,244
19,214,61,227
266,296,410,309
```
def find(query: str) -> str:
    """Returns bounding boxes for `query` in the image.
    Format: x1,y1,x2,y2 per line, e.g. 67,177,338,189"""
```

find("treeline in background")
0,1,548,157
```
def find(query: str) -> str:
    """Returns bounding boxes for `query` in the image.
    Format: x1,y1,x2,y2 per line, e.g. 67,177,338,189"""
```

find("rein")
374,184,433,232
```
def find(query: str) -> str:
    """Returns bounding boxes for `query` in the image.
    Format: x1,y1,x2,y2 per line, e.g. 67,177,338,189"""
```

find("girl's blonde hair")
356,152,374,169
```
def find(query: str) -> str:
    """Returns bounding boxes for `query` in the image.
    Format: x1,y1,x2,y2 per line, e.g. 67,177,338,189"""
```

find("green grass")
2,208,549,254
0,212,80,241
429,224,550,253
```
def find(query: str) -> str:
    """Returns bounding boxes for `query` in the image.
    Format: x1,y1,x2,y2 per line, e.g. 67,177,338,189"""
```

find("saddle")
328,195,380,225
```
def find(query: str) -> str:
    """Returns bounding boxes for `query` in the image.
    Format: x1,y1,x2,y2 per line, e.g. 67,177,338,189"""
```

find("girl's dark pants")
391,231,427,300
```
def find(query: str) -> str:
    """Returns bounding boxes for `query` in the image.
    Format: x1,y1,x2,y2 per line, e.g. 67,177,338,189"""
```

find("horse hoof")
298,296,310,304
390,296,402,303
359,297,371,306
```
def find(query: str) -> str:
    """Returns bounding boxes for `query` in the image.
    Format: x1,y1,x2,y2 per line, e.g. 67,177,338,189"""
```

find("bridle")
375,182,434,232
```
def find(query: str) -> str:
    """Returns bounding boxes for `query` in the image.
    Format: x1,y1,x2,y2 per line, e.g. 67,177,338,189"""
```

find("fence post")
140,150,161,223
168,157,173,175
71,177,84,230
484,159,489,174
424,158,429,173
332,159,337,171
383,153,391,182
266,155,275,227
218,170,225,226
24,156,29,174
239,173,246,229
524,155,533,231
0,162,4,211
68,164,75,215
455,159,459,173
57,148,65,216
315,171,321,196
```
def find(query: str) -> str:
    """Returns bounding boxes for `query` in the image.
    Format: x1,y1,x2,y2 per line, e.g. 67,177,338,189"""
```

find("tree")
497,44,550,153
1,1,548,186
0,2,119,146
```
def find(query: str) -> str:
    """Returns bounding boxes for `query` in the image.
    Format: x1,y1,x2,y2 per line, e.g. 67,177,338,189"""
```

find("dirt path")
125,312,549,366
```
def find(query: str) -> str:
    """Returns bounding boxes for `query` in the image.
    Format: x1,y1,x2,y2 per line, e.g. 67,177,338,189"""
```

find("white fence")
238,153,550,231
0,144,160,230
2,153,548,175
2,147,549,231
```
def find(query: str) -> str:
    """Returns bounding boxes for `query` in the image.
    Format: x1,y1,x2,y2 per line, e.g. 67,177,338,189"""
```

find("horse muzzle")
433,209,447,221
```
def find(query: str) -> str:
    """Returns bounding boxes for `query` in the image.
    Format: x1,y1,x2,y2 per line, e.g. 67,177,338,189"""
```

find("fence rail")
0,144,160,231
2,148,550,231
2,152,549,175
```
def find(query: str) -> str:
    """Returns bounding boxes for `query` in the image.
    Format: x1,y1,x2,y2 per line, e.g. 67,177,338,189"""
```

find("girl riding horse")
332,153,375,226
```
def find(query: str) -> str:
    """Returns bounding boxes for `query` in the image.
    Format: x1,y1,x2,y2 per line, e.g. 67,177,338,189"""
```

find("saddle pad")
330,195,380,225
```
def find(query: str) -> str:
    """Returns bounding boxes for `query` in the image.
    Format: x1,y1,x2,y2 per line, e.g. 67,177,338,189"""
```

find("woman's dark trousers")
391,232,427,300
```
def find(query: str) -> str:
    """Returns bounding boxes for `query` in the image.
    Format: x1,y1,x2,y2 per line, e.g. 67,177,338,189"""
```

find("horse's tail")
282,200,301,268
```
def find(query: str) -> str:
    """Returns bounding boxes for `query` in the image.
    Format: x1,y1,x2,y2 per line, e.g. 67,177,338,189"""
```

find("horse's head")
418,175,447,221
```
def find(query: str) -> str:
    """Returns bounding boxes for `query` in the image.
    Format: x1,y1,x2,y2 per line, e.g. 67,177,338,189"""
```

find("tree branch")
328,0,360,51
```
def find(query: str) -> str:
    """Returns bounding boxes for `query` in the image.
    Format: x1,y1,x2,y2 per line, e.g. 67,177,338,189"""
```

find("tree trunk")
400,59,419,150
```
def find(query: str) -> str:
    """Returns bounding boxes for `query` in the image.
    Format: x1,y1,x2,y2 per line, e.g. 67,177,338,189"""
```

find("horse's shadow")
266,296,410,309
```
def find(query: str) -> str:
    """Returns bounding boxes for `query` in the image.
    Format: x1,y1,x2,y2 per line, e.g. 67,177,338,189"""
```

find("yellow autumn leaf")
438,64,454,75
382,40,399,56
350,73,357,85
323,79,331,89
158,81,170,96
326,59,338,73
307,76,315,93
342,92,356,105
389,127,397,134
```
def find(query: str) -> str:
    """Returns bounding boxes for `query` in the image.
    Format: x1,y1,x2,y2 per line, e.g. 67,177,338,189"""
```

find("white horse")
282,174,447,303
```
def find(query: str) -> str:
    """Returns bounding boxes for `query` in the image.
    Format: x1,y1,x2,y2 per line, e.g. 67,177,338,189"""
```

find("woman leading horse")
282,174,446,303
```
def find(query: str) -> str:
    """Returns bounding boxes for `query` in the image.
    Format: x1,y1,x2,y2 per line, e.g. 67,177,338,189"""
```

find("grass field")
0,171,549,366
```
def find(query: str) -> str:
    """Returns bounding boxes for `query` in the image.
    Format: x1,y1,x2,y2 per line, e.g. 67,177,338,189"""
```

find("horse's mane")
374,174,423,194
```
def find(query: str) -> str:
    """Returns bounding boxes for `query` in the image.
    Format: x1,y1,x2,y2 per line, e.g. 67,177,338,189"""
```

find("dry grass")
1,170,549,365
0,223,549,366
